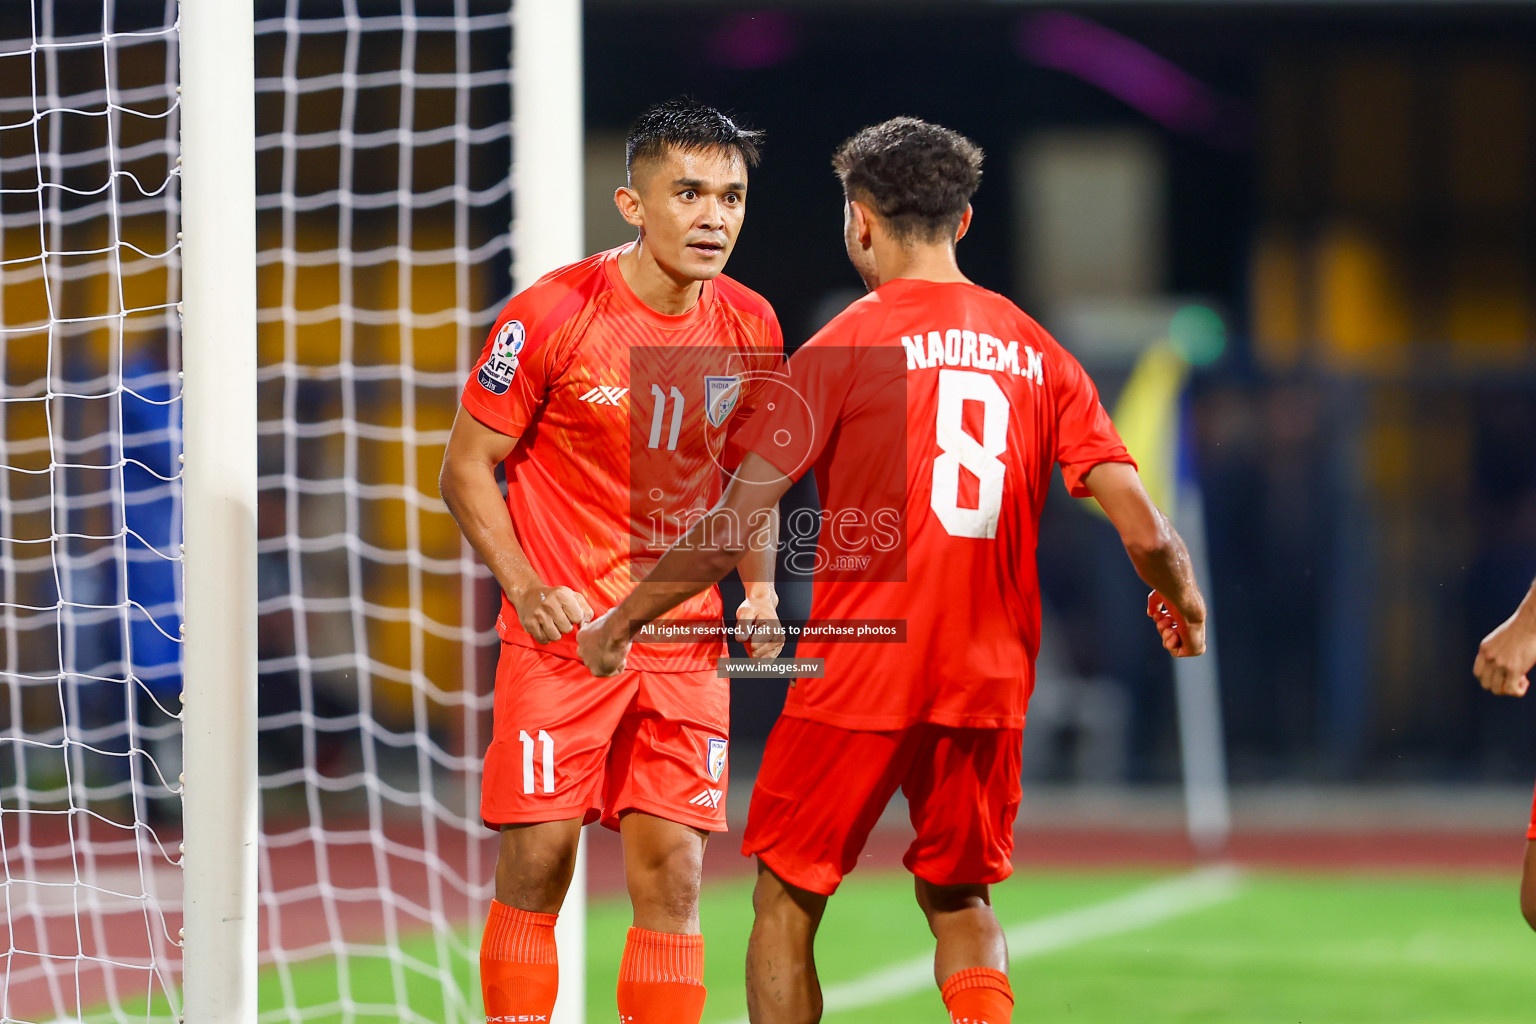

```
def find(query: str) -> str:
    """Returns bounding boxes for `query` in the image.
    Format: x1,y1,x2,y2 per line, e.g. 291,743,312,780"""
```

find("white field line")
722,864,1245,1023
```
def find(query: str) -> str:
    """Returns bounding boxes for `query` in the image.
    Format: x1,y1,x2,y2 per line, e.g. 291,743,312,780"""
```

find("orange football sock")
941,966,1014,1024
615,927,706,1024
480,900,559,1022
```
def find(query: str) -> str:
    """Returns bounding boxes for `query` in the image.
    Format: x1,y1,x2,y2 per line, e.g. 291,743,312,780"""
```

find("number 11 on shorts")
520,729,555,795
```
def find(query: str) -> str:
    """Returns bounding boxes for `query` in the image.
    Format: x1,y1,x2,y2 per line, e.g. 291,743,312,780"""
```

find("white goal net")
251,2,509,1021
0,1,514,1021
0,2,185,1020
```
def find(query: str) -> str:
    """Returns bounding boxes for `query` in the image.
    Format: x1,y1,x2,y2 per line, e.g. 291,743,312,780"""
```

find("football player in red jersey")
440,99,785,1024
578,117,1207,1024
1473,575,1536,931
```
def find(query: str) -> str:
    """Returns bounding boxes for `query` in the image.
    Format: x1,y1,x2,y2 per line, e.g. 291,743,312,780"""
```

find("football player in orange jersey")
1473,575,1536,931
579,118,1206,1024
440,99,785,1024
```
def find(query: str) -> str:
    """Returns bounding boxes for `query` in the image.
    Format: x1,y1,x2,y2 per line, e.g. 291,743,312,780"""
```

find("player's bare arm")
1522,844,1536,931
734,505,784,659
438,405,592,642
578,453,793,676
1476,577,1536,935
1083,460,1207,658
1473,576,1536,697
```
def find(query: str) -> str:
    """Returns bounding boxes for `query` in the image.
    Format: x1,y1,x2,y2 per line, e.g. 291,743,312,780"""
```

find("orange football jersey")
733,279,1133,728
462,247,783,671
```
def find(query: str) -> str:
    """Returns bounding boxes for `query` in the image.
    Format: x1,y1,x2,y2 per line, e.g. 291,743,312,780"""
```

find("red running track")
2,817,1525,1020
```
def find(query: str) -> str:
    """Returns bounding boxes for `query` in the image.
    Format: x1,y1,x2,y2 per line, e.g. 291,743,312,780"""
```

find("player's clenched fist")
1147,590,1206,658
511,585,593,644
576,608,630,677
735,593,785,660
1474,608,1536,698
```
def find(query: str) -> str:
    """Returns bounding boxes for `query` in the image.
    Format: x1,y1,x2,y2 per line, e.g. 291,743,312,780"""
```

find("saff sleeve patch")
476,319,526,395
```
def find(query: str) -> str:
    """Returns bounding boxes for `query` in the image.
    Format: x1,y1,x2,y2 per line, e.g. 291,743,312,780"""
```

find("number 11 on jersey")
520,729,554,794
648,384,685,450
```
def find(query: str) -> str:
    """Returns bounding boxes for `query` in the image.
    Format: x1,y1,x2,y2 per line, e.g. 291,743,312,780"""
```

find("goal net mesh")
0,1,184,1020
251,1,507,1020
0,2,511,1021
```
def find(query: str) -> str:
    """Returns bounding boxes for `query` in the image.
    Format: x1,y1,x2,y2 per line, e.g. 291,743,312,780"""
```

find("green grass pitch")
229,867,1534,1023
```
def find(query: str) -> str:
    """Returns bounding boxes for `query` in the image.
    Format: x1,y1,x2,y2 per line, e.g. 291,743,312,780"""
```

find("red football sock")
615,927,707,1024
941,966,1014,1024
480,900,559,1022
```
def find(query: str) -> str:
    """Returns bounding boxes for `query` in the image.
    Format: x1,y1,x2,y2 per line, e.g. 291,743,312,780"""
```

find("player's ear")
614,185,644,230
848,199,874,248
954,205,973,243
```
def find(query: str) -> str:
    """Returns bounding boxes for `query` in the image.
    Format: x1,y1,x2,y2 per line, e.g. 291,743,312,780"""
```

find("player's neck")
617,241,705,316
871,237,970,289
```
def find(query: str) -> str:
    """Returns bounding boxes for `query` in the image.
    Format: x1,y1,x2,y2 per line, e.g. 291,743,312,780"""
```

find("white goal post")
511,3,586,1024
179,0,259,1019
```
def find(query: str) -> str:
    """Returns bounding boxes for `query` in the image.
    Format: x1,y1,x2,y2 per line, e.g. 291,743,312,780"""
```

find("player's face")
624,145,747,283
843,199,879,291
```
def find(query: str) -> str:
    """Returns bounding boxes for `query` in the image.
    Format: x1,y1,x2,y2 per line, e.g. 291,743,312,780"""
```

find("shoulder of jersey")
1008,300,1067,356
511,248,618,328
711,273,779,328
800,288,891,349
958,284,1064,354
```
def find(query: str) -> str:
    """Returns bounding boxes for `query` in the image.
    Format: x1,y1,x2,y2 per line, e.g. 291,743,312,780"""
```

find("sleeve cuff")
742,438,806,482
460,388,520,438
1061,454,1138,498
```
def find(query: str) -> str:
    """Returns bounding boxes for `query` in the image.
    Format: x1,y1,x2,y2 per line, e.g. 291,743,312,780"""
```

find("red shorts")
481,642,730,833
742,715,1022,895
1527,783,1535,841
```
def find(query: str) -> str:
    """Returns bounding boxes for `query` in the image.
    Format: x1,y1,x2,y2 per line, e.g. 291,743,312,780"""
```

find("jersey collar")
603,246,715,330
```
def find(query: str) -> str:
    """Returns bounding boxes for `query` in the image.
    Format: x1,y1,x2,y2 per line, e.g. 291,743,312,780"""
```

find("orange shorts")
481,642,730,833
1527,783,1535,841
742,715,1022,895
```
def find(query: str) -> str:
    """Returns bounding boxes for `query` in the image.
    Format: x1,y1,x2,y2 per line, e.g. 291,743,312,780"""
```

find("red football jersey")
461,247,783,671
733,278,1133,729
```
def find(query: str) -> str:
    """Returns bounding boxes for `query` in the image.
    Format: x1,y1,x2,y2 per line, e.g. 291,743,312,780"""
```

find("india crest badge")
706,737,728,782
704,375,741,428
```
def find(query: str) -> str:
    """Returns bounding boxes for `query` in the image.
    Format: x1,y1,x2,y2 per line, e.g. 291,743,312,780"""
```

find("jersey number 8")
931,369,1009,539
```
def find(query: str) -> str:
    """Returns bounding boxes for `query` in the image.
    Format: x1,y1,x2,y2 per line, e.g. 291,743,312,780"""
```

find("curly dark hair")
832,117,983,243
626,98,763,181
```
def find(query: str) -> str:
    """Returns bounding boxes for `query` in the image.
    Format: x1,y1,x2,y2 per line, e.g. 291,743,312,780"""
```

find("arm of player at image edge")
577,452,794,677
1473,576,1536,698
438,405,592,643
1082,460,1208,658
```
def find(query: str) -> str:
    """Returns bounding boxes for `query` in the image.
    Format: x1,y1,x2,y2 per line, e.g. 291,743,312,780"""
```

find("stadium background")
2,0,1536,1021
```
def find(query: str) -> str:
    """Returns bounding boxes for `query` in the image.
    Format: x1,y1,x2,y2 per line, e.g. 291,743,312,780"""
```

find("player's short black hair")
625,98,763,182
832,117,983,243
